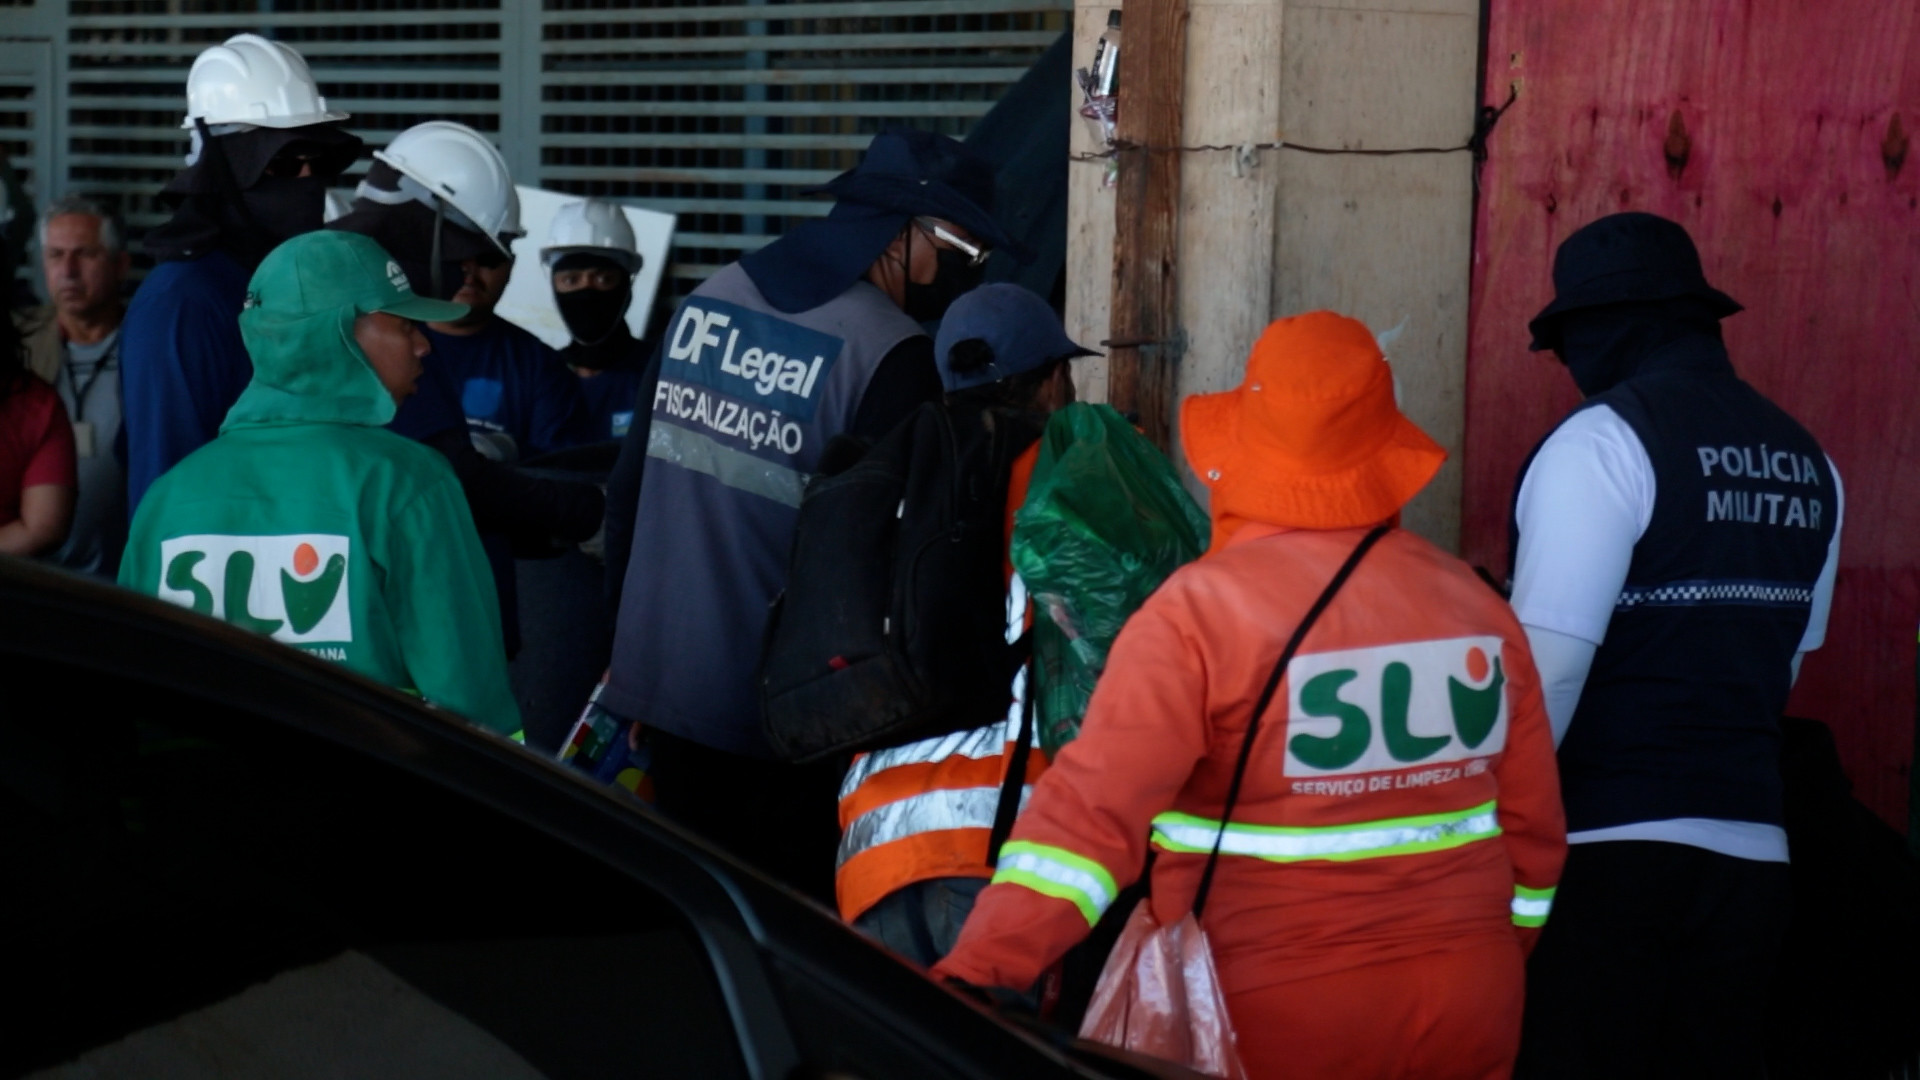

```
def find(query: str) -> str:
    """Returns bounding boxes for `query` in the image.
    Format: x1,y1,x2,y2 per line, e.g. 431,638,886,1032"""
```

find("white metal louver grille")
0,41,54,290
61,0,510,278
536,0,1065,295
37,0,1065,296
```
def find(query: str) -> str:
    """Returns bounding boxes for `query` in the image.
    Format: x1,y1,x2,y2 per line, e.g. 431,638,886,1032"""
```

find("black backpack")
760,400,1038,762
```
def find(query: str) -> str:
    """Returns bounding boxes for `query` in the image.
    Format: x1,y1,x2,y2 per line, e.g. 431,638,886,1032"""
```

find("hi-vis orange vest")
934,524,1567,995
835,445,1047,922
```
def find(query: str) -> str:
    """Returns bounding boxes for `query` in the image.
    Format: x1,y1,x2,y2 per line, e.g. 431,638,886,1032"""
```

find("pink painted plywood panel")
1466,0,1919,826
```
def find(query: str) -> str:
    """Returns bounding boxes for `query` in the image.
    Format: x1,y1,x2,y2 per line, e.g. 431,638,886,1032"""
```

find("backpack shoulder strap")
1190,524,1391,920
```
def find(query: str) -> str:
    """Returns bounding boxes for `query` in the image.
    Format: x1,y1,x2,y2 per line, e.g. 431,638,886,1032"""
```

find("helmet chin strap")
429,197,445,299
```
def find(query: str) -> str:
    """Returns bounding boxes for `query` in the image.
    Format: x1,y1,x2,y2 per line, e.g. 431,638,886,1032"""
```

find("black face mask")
1554,298,1727,398
558,285,633,349
901,237,984,323
240,176,330,246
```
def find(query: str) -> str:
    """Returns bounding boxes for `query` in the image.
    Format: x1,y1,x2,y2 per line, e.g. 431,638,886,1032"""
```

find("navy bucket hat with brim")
1528,212,1743,351
805,128,1020,255
740,128,1022,314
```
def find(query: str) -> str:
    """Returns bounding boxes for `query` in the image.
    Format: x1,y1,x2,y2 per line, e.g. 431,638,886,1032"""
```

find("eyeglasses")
914,217,990,268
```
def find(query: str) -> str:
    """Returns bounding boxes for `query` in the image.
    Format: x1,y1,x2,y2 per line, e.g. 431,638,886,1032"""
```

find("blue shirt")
386,351,469,444
425,319,587,460
121,251,253,515
575,366,650,445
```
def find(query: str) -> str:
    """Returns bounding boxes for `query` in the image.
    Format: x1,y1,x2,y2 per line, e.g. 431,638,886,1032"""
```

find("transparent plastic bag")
1012,404,1209,753
1078,902,1248,1080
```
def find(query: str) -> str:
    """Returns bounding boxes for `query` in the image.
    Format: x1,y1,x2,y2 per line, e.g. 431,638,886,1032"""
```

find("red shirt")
1,377,77,527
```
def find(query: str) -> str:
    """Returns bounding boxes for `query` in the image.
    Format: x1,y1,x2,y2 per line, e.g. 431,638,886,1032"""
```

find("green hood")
227,303,398,432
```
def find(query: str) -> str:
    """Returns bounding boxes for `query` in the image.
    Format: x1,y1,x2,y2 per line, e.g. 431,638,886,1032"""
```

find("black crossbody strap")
1191,525,1390,920
984,666,1037,869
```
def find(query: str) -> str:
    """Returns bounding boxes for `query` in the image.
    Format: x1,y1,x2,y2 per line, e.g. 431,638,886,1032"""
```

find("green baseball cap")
245,229,468,323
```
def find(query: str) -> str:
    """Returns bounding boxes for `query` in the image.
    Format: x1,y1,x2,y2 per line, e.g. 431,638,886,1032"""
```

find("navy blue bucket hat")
741,128,1020,314
1528,212,1743,351
806,127,1018,253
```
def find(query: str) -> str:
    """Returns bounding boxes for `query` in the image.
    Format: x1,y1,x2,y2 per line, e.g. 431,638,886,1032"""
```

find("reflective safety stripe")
839,720,1023,799
646,421,805,507
1511,884,1555,928
1149,801,1502,863
836,784,1031,868
991,841,1118,926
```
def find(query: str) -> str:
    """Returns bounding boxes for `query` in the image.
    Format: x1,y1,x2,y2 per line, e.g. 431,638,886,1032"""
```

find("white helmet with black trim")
541,199,643,276
181,34,347,131
364,120,523,255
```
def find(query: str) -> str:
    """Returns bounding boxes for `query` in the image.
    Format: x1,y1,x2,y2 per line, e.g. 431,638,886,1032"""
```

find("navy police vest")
603,263,923,756
1530,339,1836,833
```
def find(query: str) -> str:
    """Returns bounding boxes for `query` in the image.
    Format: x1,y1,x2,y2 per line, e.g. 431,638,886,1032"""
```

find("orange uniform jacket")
836,444,1048,922
934,523,1566,999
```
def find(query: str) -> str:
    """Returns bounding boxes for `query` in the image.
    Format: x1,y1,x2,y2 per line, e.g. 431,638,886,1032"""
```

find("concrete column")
1064,0,1481,550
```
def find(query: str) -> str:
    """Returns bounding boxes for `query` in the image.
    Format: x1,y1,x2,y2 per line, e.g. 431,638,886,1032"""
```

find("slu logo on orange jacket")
1283,636,1507,777
158,534,353,646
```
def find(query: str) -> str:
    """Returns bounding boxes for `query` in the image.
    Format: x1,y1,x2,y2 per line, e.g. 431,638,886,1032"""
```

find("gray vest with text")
602,263,923,755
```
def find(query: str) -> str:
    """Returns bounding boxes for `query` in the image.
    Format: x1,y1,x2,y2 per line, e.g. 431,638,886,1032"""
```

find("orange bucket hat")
1180,310,1446,530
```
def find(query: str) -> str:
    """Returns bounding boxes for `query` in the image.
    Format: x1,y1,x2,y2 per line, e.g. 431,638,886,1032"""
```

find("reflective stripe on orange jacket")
835,443,1047,923
934,523,1567,999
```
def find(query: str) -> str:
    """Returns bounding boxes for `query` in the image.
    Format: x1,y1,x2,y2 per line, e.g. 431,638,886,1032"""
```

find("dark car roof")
0,557,1195,1080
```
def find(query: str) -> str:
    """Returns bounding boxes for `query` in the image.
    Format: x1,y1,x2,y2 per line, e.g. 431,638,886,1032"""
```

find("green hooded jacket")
119,262,521,737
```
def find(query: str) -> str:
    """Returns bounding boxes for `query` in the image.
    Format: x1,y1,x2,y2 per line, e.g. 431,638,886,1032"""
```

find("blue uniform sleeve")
121,261,254,516
602,339,663,614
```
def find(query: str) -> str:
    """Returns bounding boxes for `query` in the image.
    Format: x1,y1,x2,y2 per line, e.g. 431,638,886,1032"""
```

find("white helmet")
541,199,642,275
321,188,353,224
370,120,522,255
181,34,347,131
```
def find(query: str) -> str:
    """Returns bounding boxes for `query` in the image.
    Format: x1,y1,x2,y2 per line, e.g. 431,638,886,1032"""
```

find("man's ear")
879,225,912,264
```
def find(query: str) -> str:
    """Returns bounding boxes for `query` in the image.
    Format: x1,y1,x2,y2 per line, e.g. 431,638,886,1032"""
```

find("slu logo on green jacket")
1282,636,1508,778
158,534,353,646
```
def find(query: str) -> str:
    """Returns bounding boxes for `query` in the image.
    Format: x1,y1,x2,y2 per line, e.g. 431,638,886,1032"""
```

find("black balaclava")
240,176,330,244
147,123,359,267
900,225,985,323
552,252,634,359
1552,297,1728,397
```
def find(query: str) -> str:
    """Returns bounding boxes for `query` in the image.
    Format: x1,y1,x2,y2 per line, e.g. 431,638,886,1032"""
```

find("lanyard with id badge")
59,336,118,459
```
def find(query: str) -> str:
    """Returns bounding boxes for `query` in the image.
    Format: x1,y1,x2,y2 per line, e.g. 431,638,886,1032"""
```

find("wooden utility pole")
1105,0,1188,452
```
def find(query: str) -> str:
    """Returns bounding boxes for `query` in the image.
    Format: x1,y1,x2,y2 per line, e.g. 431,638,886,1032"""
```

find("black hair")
1003,357,1068,405
945,337,995,376
945,349,1069,411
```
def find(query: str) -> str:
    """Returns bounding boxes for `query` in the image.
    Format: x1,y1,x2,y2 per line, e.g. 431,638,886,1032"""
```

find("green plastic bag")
1012,403,1210,754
